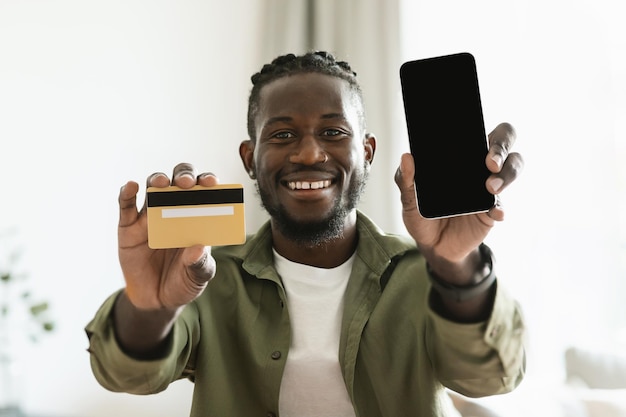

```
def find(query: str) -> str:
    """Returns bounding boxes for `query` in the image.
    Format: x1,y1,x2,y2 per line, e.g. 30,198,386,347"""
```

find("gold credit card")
147,184,245,249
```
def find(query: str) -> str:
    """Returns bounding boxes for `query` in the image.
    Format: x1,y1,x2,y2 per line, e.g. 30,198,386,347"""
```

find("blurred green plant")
0,230,55,343
1,229,55,417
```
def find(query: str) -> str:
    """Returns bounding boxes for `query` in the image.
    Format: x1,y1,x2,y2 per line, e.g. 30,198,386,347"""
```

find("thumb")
395,153,418,212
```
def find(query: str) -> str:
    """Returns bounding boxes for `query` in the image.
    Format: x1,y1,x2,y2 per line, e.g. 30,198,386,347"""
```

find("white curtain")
248,0,408,234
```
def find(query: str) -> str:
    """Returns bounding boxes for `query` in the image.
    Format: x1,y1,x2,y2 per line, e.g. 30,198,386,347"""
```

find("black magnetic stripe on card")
147,188,244,207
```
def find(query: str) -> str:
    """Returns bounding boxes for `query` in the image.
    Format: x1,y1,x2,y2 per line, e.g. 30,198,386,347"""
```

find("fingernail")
491,154,503,168
488,177,504,192
177,173,195,182
150,172,167,181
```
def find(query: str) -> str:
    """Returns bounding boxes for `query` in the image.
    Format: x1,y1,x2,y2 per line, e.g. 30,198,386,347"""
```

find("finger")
485,151,524,194
118,181,140,227
172,162,198,189
185,245,216,284
486,122,517,173
486,195,505,222
138,172,171,214
394,153,418,212
197,172,220,187
146,172,170,188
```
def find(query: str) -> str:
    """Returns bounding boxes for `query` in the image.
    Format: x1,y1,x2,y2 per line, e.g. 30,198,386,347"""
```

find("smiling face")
240,72,376,247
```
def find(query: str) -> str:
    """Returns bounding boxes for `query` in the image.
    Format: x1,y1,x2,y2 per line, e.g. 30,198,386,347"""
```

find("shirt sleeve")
426,282,526,397
84,290,198,395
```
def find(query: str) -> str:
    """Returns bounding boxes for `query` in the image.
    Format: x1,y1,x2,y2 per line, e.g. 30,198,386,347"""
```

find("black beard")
256,165,369,248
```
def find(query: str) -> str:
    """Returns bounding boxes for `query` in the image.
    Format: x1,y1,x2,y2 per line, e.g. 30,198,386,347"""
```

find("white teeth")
288,180,331,190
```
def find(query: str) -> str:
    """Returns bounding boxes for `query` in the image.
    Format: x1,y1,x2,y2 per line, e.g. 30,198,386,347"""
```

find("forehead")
257,72,358,116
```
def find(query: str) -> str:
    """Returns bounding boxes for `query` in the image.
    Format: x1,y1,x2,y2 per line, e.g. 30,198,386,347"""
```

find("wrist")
113,291,180,359
426,243,496,302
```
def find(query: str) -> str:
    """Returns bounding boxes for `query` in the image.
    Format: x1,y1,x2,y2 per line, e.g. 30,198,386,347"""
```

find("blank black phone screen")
400,52,494,219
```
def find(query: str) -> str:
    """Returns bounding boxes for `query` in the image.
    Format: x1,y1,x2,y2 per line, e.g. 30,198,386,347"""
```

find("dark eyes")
273,131,295,139
270,129,348,141
321,129,343,137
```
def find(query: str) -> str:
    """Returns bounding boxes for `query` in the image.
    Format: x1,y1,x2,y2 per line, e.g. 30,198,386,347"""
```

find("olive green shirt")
86,212,525,417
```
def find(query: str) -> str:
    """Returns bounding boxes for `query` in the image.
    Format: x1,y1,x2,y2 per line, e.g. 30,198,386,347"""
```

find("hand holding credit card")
146,184,246,249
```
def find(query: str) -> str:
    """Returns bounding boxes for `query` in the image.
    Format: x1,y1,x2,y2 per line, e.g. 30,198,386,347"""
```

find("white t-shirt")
274,250,357,417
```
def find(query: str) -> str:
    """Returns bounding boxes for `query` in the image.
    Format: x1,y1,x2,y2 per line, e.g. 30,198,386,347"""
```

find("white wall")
0,1,264,415
2,0,625,416
401,0,626,382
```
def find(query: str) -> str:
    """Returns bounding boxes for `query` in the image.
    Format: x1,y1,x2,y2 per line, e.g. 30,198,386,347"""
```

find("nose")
289,135,327,165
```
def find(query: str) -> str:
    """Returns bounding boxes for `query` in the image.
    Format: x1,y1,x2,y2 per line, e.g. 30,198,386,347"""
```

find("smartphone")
399,52,494,219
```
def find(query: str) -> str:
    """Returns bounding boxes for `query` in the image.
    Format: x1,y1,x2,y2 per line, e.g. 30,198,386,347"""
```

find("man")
86,51,526,417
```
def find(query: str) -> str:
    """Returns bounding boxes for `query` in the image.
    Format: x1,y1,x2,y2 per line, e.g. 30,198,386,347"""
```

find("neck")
271,211,358,269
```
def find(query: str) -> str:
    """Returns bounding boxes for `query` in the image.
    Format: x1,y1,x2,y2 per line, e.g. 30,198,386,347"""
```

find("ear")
364,133,377,165
239,140,256,179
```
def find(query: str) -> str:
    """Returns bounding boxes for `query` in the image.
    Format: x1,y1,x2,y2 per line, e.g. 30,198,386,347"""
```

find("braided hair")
247,51,365,141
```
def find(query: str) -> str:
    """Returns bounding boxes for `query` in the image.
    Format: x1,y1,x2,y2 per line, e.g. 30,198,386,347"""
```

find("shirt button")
271,351,282,360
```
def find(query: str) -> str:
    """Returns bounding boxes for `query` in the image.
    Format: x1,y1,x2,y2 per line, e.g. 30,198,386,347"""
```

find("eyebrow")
265,116,293,126
321,113,347,121
264,113,347,126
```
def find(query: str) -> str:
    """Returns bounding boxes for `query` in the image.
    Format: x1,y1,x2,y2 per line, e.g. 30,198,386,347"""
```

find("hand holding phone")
400,52,494,219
